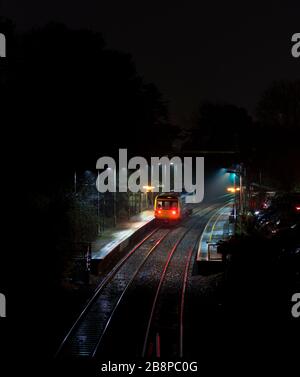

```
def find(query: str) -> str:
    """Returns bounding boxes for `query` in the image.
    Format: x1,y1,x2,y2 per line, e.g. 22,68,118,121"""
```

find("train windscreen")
157,200,178,209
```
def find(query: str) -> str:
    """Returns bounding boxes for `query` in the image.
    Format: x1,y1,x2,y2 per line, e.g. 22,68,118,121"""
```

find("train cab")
154,193,191,222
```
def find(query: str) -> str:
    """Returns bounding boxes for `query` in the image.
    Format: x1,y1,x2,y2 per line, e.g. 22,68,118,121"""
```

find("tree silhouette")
4,22,176,180
183,101,253,155
256,80,300,129
254,80,300,190
0,22,179,296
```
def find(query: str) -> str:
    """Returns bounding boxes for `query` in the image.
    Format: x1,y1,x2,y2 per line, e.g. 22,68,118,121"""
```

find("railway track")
56,226,171,357
141,203,231,358
56,200,231,359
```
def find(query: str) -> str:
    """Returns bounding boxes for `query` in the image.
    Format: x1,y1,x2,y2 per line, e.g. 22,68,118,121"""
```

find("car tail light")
158,210,162,214
296,206,300,211
172,210,177,215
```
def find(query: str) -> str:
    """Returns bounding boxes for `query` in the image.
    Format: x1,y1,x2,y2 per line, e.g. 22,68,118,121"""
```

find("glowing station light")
226,187,240,193
143,185,155,192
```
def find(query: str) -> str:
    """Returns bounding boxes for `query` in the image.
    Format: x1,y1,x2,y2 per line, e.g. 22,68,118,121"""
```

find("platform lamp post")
226,166,244,214
226,170,237,220
227,165,245,233
74,170,77,195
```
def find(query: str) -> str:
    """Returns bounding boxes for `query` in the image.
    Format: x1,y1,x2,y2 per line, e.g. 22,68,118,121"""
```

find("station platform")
197,203,234,262
92,210,154,260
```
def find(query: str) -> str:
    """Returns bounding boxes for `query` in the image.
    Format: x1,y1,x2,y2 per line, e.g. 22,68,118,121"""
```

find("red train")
154,193,192,222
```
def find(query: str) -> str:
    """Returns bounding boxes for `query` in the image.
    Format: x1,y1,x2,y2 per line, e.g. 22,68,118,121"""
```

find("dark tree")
254,80,300,190
256,80,300,129
183,101,253,155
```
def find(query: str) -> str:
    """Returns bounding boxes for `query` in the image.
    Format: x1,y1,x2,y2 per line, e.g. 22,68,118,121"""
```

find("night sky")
2,0,300,125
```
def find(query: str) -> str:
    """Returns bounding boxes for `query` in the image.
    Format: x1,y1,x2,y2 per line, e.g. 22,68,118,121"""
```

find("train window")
157,200,178,209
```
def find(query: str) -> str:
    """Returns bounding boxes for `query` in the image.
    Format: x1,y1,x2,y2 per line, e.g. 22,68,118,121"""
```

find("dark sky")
2,0,299,125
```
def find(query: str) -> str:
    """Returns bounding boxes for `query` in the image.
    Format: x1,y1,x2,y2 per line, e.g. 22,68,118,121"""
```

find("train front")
154,194,181,221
